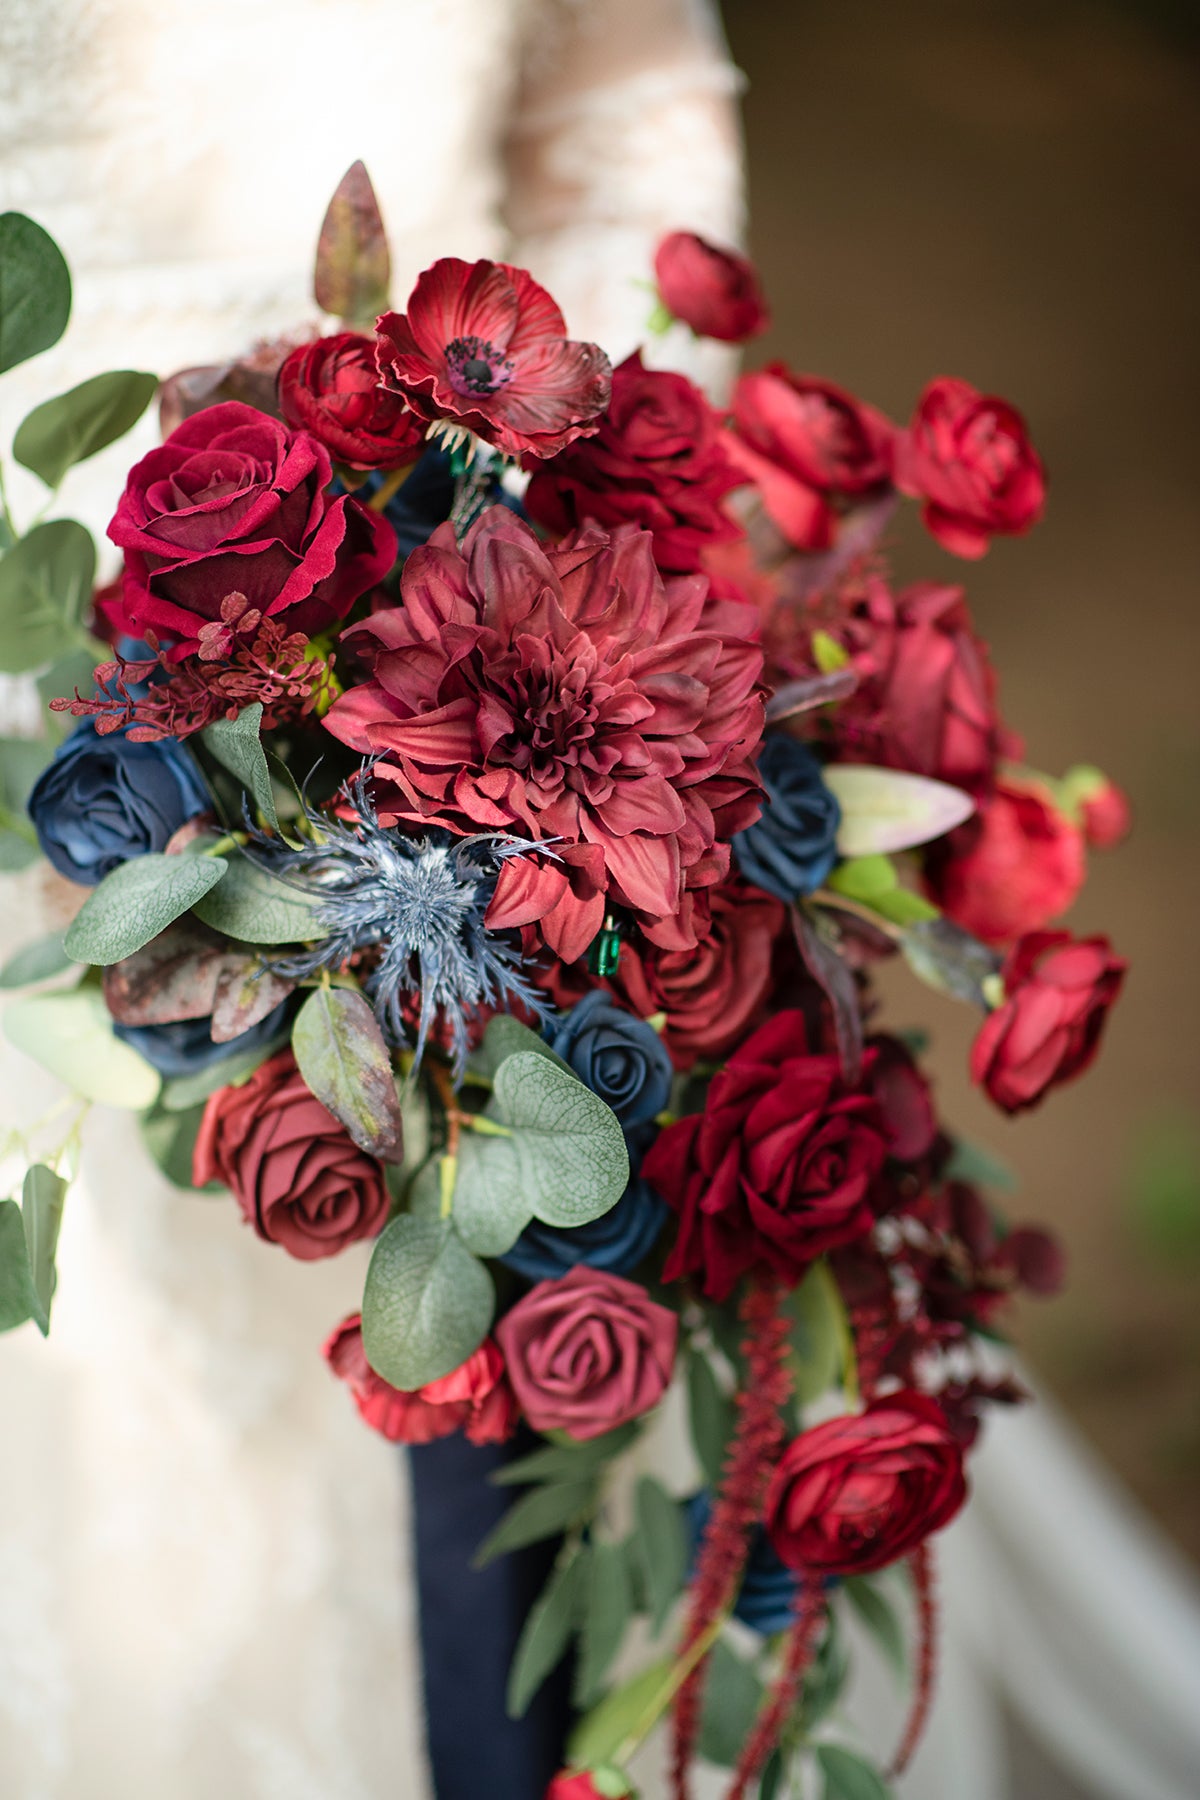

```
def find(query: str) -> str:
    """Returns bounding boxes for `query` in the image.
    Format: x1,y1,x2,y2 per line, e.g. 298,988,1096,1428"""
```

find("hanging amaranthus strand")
670,1274,793,1800
726,1573,825,1800
888,1540,939,1778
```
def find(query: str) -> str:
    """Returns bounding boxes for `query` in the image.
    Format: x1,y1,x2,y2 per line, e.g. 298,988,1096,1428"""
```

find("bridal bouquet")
0,171,1127,1799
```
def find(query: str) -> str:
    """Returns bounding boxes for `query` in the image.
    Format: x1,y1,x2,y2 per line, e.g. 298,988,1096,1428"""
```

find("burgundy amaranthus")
51,592,336,742
727,1574,825,1800
888,1541,939,1778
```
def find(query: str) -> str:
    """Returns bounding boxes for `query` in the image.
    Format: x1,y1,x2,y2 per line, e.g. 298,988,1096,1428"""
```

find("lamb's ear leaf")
200,702,280,833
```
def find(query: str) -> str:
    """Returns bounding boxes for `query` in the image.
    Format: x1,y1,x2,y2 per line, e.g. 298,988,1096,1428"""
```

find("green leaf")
362,1213,493,1391
64,852,228,966
822,765,975,857
759,1750,784,1800
633,1477,687,1637
827,854,897,902
191,849,326,944
292,986,403,1161
697,1636,765,1768
943,1137,1019,1194
0,1197,40,1332
38,646,101,739
686,1347,735,1488
489,1422,638,1487
0,934,73,988
842,1576,907,1678
0,519,96,673
141,1101,211,1189
567,1656,675,1769
474,1479,596,1568
901,916,1001,1008
4,987,161,1108
507,1543,587,1719
200,702,280,833
817,1745,893,1800
574,1538,634,1707
13,370,158,489
790,1260,843,1404
478,1012,572,1081
21,1162,66,1332
488,1051,629,1228
450,1130,531,1255
811,628,850,674
871,886,939,926
801,1611,849,1733
0,212,71,374
313,162,391,326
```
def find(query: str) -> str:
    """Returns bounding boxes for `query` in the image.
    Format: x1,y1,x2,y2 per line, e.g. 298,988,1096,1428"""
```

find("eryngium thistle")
256,773,549,1075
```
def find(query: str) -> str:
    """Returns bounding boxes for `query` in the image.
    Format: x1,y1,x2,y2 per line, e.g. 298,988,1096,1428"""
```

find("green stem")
204,831,247,858
613,1609,733,1767
0,456,17,541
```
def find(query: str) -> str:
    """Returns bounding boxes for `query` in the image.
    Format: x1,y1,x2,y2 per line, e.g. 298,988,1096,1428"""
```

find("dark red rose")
644,1010,887,1301
867,1033,938,1166
278,332,426,469
495,1266,678,1440
375,258,611,459
653,231,769,343
895,376,1046,559
323,1315,518,1445
725,367,895,550
524,353,743,574
193,1049,390,1260
970,929,1126,1114
107,401,395,656
765,1393,967,1575
925,774,1085,944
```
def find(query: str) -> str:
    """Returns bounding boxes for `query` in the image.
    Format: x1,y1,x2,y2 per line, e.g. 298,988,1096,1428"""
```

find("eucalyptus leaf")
0,934,73,988
141,1102,211,1190
507,1543,586,1719
633,1477,687,1637
0,828,39,872
0,1197,40,1332
4,987,161,1108
801,1611,849,1733
362,1213,493,1392
488,1052,628,1228
567,1655,676,1770
0,212,71,374
574,1538,634,1707
697,1637,765,1768
200,702,279,833
822,765,975,857
817,1745,893,1800
64,852,228,965
0,519,96,673
686,1347,735,1488
473,1479,596,1569
759,1751,784,1800
21,1163,66,1332
451,1130,531,1255
842,1576,907,1679
292,986,403,1161
191,850,326,945
14,370,158,489
38,646,101,738
478,1012,571,1082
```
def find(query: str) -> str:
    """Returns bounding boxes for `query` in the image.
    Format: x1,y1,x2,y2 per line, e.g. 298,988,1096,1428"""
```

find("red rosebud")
895,376,1046,559
323,1315,518,1445
970,929,1126,1114
1068,770,1132,850
546,1773,634,1800
925,773,1085,944
765,1393,967,1575
278,332,426,469
193,1049,390,1260
653,231,769,343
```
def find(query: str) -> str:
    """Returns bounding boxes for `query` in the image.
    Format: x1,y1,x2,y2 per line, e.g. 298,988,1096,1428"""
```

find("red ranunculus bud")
653,231,769,343
896,376,1045,559
970,929,1126,1114
279,331,426,469
925,773,1085,944
1061,767,1133,850
323,1316,518,1445
546,1771,634,1800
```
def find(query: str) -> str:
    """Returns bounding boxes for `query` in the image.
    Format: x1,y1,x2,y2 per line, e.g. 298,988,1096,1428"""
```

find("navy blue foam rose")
686,1492,803,1635
112,1000,292,1078
733,736,841,901
28,724,209,885
499,1176,668,1283
550,991,673,1128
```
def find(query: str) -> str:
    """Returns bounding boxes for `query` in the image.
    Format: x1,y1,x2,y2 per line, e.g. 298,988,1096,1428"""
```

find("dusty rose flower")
653,231,769,342
323,1315,518,1445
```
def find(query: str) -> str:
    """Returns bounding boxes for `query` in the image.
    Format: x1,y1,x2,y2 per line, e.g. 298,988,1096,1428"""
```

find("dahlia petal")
485,855,569,930
540,886,606,963
601,830,681,916
595,775,687,837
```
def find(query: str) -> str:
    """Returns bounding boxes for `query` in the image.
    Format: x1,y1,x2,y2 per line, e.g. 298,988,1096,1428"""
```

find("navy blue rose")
686,1491,804,1635
550,991,673,1128
499,1176,668,1283
28,724,209,885
113,1000,292,1078
733,736,841,901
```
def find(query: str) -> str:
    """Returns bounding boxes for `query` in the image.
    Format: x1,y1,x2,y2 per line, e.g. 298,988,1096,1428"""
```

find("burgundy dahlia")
374,258,611,459
324,508,765,962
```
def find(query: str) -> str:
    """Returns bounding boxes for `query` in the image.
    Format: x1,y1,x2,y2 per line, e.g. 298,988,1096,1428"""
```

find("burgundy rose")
726,367,896,551
525,352,743,573
107,401,395,656
925,774,1085,944
324,508,765,962
643,1010,887,1301
495,1265,678,1441
278,332,426,469
970,929,1126,1115
895,376,1046,559
323,1315,518,1445
193,1049,390,1260
375,258,611,459
653,231,769,343
765,1393,967,1575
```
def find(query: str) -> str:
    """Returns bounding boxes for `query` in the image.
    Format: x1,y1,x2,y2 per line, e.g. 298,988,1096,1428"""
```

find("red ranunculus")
524,352,743,573
546,1775,634,1800
374,258,611,459
107,401,395,656
323,1315,518,1445
495,1266,678,1441
765,1393,967,1575
925,773,1085,944
193,1049,390,1260
970,930,1126,1115
725,368,896,551
643,1011,887,1301
896,376,1045,559
278,332,426,469
653,231,769,343
324,507,765,962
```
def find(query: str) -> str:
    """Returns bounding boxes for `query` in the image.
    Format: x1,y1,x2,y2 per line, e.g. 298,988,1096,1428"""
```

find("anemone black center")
445,334,514,397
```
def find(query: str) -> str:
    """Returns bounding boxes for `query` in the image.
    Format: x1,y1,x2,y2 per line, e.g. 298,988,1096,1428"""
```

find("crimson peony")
970,929,1126,1114
896,376,1045,559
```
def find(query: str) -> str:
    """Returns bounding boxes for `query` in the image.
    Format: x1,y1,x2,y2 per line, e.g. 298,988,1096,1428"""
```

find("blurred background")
724,0,1200,1565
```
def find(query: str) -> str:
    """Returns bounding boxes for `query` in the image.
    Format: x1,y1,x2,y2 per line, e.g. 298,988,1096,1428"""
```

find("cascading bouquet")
0,169,1129,1799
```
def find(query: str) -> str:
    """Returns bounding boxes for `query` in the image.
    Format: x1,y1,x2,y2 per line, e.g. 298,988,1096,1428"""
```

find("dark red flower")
1065,769,1132,850
107,401,395,656
524,352,743,573
653,231,769,343
765,1393,967,1575
374,258,611,459
643,1010,887,1301
279,332,426,469
867,1033,938,1167
725,367,896,550
895,376,1045,559
323,1315,518,1445
324,508,765,962
925,774,1085,944
546,1774,633,1800
970,930,1126,1114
